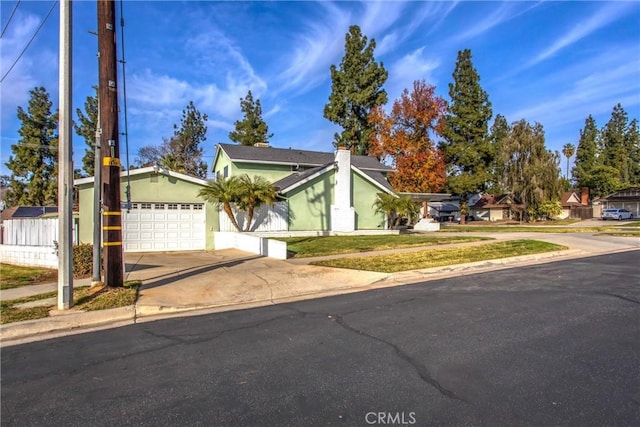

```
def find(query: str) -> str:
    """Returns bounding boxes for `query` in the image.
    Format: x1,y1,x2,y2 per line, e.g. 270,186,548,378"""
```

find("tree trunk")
223,202,241,231
244,205,255,232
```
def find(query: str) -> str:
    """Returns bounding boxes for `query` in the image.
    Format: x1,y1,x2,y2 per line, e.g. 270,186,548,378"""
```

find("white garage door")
122,202,205,252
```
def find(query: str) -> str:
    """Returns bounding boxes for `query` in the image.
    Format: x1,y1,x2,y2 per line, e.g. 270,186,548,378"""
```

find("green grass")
0,292,57,324
0,281,142,324
0,264,58,290
597,231,640,237
620,221,640,227
277,234,493,258
439,225,609,233
311,239,568,273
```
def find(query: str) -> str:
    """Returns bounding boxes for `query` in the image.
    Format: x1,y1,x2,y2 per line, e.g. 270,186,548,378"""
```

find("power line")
0,0,21,39
0,1,57,84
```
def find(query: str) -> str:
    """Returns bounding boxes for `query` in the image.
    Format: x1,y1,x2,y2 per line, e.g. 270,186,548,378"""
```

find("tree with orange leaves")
369,80,447,193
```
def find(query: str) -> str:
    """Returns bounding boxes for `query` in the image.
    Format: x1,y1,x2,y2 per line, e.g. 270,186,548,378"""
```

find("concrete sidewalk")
2,233,638,346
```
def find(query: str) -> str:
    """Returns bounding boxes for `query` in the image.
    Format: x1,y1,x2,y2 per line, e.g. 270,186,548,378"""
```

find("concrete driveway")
126,249,390,317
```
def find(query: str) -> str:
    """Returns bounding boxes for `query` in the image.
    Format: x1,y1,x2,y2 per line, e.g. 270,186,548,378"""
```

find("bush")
73,244,95,278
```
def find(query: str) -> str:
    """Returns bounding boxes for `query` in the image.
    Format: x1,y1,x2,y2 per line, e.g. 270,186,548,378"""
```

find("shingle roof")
471,194,513,209
358,169,394,193
217,143,392,172
272,165,330,192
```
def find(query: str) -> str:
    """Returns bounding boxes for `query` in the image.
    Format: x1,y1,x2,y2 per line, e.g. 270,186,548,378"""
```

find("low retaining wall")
214,232,288,260
0,244,58,268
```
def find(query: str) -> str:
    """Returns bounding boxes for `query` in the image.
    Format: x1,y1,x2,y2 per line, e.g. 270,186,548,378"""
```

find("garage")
123,202,206,252
75,167,218,252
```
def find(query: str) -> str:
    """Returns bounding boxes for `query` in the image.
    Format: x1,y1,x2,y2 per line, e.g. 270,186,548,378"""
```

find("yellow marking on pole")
103,157,121,167
103,211,121,215
102,241,122,247
102,226,122,230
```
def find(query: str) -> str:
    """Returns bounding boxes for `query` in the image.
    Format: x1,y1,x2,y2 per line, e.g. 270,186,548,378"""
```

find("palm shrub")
198,176,243,231
373,192,399,229
396,196,420,226
237,175,277,231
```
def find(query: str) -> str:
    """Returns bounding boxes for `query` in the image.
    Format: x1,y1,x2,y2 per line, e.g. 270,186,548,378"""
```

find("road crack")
332,314,466,402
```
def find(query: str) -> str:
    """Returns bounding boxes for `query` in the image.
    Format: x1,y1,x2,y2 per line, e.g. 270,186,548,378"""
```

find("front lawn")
278,234,492,258
1,264,58,290
311,239,567,272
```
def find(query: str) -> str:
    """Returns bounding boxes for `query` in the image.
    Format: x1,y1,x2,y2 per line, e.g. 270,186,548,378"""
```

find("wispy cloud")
506,57,640,130
0,13,56,126
449,1,542,44
274,2,350,95
528,2,634,67
387,47,441,101
377,1,457,56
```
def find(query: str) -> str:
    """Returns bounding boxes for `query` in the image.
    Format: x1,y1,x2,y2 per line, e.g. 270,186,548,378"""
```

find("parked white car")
601,208,633,220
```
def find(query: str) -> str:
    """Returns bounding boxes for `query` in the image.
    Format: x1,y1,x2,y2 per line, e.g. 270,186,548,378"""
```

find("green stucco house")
74,144,395,252
212,143,395,232
75,168,219,252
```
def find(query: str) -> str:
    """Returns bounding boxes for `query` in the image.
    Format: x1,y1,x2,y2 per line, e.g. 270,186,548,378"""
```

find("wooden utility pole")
98,0,123,287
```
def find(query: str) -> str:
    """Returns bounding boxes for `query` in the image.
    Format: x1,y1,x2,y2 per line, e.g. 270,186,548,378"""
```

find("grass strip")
0,281,142,324
311,239,567,273
278,235,492,258
439,225,609,233
597,231,640,237
0,264,58,290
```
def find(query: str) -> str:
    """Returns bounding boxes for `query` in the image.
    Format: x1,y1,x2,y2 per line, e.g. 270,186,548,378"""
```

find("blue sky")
1,0,639,179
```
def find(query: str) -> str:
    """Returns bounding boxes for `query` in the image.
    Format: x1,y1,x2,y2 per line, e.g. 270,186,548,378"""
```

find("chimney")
581,187,589,205
330,147,355,232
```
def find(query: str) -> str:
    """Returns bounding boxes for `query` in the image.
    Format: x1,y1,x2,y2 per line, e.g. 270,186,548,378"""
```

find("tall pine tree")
161,101,209,179
5,87,58,206
572,115,599,189
439,49,493,222
488,114,510,193
625,118,640,184
324,25,388,155
229,90,273,146
74,86,98,177
601,104,630,183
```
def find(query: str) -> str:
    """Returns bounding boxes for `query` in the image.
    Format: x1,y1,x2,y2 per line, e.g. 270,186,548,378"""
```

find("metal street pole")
92,105,102,285
57,0,73,309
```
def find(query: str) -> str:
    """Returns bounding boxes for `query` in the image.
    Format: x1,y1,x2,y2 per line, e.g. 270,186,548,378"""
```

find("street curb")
1,305,135,344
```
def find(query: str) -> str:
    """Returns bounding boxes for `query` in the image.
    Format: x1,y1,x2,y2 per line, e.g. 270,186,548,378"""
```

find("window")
181,204,191,210
141,203,152,210
130,203,138,209
223,166,229,178
168,204,178,210
155,203,165,209
193,204,203,210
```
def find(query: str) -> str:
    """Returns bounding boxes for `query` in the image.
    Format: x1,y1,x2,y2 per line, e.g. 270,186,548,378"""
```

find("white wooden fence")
1,218,78,246
219,202,288,232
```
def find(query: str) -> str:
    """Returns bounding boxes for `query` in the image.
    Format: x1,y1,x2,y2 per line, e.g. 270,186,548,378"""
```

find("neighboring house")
1,206,79,246
212,143,395,232
559,191,584,219
600,187,640,217
470,194,521,221
75,167,218,252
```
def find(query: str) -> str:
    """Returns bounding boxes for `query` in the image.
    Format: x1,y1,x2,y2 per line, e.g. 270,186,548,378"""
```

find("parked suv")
601,208,633,221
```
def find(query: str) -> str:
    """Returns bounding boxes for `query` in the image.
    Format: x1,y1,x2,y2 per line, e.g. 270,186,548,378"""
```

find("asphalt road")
2,251,639,426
